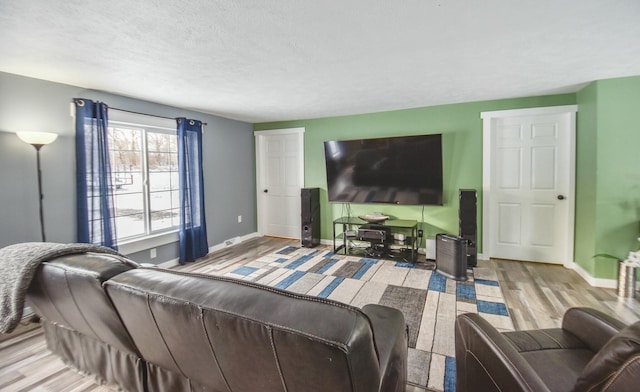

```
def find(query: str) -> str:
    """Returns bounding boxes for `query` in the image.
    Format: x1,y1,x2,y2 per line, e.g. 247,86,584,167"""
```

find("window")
108,121,179,241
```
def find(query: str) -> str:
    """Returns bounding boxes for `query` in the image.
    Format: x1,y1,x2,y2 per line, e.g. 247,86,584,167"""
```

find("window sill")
118,230,179,255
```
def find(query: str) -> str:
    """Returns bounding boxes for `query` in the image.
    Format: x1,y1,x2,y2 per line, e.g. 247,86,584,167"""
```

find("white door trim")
481,105,577,267
254,127,305,236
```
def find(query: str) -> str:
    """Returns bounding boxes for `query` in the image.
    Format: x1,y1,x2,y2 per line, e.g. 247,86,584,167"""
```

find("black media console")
332,217,418,262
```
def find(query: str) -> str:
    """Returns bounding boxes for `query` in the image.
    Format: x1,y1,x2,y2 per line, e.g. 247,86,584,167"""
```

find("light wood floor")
483,257,639,329
1,236,638,391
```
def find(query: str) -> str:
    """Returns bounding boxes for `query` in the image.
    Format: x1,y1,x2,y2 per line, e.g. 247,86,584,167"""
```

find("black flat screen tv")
324,134,443,205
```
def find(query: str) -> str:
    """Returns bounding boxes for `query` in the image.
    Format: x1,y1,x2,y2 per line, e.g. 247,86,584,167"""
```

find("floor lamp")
16,131,58,242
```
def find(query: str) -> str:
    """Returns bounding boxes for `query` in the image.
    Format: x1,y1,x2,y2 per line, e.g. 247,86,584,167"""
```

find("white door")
482,106,576,265
255,128,304,239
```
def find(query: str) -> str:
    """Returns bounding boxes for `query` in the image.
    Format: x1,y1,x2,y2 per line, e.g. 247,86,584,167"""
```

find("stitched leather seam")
199,306,232,392
583,356,636,392
539,329,564,349
507,334,576,353
467,350,502,392
39,264,73,328
520,331,540,351
600,354,640,391
63,271,104,343
582,308,624,332
102,282,141,356
359,311,381,362
585,368,619,392
43,320,123,353
344,316,362,392
111,281,352,350
466,317,535,391
268,326,289,392
44,320,148,390
583,376,606,392
455,318,469,390
144,292,188,378
346,346,358,392
138,267,361,313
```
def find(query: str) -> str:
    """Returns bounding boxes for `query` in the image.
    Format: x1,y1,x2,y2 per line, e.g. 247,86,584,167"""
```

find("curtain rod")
109,106,208,126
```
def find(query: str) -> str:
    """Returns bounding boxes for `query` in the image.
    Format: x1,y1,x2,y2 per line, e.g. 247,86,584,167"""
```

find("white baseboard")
157,258,180,268
157,232,262,269
320,238,337,247
568,261,618,289
208,232,262,253
476,255,618,289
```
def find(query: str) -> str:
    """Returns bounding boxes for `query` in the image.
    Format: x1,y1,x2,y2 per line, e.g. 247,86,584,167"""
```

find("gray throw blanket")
0,242,137,334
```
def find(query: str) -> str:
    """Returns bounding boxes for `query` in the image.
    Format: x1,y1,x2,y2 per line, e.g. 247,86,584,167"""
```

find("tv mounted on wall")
324,133,443,205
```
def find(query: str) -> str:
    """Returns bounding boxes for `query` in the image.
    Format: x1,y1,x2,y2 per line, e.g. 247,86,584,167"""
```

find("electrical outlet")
237,215,242,223
150,248,157,259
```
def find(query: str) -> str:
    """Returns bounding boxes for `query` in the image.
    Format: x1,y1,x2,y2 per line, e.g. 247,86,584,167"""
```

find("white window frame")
107,110,180,255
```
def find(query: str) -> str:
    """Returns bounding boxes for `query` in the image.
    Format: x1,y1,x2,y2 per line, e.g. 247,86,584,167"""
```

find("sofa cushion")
503,328,586,352
27,253,139,354
573,321,640,392
105,267,383,392
520,348,594,391
26,252,143,392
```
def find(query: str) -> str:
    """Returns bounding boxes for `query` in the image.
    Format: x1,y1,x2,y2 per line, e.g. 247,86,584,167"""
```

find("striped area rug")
198,245,514,392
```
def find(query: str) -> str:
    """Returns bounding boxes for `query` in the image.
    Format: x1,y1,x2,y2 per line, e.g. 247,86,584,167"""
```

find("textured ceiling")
1,0,639,123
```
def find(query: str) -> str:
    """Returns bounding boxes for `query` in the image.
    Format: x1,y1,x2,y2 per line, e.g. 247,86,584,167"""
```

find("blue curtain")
74,98,118,249
177,118,209,264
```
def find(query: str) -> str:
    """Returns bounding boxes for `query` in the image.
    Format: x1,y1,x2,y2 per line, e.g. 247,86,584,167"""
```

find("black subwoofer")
301,188,320,247
435,233,468,281
459,189,477,267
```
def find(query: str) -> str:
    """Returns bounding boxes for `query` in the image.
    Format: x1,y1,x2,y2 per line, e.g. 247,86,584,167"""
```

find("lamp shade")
16,131,58,145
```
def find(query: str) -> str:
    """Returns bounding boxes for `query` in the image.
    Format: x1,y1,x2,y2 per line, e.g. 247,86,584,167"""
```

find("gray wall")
0,71,257,263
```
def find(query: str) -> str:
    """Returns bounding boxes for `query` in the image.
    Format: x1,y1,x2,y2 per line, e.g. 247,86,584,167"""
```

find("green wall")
576,76,640,280
575,82,599,275
256,94,576,250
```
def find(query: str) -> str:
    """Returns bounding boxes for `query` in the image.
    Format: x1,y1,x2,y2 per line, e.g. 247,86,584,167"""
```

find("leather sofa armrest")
455,313,550,392
562,307,627,353
362,304,408,392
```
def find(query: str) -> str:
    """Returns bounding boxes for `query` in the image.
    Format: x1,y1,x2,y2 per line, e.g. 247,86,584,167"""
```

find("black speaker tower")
301,188,320,247
459,189,477,267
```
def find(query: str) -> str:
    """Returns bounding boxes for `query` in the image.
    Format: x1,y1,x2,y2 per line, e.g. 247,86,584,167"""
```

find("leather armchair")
455,307,640,392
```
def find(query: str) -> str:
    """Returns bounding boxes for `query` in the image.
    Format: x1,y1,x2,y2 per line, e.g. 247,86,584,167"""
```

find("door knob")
557,195,565,200
263,189,268,193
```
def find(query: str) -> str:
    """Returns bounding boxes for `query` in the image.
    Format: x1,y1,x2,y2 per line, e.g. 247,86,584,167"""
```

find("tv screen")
324,134,443,205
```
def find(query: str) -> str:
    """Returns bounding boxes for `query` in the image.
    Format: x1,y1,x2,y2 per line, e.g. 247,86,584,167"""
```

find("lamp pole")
33,144,46,242
16,132,58,243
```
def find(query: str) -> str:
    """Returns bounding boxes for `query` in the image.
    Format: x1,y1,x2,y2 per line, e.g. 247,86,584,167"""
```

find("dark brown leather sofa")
455,307,640,392
26,252,408,392
26,253,144,391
